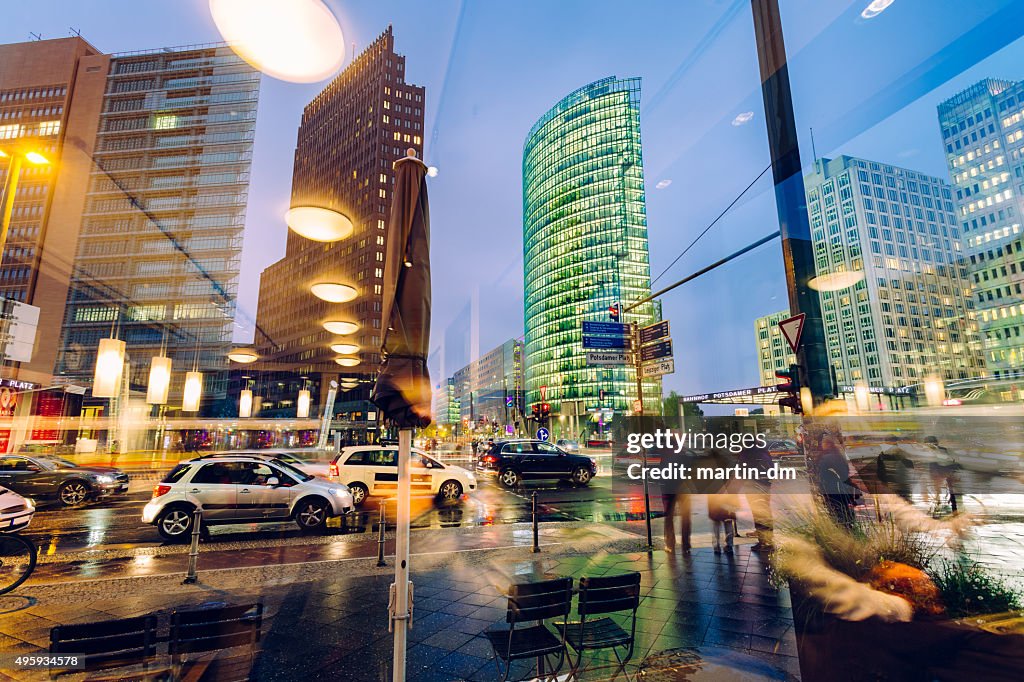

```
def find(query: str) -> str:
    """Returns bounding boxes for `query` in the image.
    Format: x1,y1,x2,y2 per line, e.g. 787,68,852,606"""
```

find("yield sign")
778,313,806,354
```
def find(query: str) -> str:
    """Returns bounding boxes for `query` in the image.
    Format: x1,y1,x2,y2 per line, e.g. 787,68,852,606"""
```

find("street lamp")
0,147,50,267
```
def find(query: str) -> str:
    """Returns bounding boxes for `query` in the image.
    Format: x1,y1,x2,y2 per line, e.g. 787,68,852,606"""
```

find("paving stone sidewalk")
0,543,799,681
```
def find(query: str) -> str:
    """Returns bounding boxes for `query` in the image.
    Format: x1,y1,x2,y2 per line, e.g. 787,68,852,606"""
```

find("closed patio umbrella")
371,148,432,681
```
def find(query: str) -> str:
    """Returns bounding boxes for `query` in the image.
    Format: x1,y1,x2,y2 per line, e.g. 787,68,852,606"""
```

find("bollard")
531,491,540,553
183,507,202,585
376,499,387,567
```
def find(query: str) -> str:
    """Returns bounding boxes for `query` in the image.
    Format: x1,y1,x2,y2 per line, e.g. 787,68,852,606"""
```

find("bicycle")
0,532,37,595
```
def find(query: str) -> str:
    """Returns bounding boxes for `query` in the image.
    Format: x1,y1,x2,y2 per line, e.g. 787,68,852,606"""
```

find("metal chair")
556,572,641,680
169,603,263,682
484,577,573,681
49,614,162,680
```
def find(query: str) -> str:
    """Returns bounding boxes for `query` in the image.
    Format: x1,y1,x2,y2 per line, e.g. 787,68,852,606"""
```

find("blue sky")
3,0,1023,400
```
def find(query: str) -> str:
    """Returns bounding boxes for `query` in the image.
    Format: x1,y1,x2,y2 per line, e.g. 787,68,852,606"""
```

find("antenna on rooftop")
69,27,81,37
29,32,42,41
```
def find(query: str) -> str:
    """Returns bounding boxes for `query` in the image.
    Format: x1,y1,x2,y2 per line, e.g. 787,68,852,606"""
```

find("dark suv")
476,440,596,488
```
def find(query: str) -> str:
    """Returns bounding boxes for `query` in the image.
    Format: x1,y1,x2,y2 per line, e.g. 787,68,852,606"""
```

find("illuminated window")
0,124,19,139
38,120,61,136
153,114,177,130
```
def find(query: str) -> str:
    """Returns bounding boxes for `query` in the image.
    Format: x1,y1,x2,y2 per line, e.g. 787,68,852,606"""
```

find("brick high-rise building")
0,37,108,385
254,27,424,441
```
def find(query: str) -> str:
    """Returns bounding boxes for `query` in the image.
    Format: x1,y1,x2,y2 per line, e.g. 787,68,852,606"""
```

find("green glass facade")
522,77,661,419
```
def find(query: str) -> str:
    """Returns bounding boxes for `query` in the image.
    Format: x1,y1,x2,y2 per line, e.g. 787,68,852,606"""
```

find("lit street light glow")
183,371,204,412
323,320,359,335
93,338,126,398
296,389,311,418
145,356,172,405
23,151,49,165
335,356,360,367
286,206,353,242
209,0,346,83
227,348,259,363
330,343,359,354
807,270,865,292
311,282,357,303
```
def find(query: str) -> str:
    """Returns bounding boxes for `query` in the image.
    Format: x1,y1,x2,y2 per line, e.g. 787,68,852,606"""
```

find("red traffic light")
540,402,550,415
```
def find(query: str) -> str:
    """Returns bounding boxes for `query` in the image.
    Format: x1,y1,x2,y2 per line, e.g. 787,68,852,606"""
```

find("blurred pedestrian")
739,443,774,550
658,443,692,554
876,435,915,502
815,434,861,527
708,490,739,555
924,435,960,513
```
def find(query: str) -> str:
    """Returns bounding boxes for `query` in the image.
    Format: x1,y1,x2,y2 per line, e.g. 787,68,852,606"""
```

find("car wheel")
499,469,520,489
156,506,194,541
58,480,90,507
295,497,329,531
571,467,592,486
349,482,369,507
437,480,463,503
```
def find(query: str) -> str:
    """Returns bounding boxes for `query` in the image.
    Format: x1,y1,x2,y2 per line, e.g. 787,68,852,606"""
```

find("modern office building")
431,377,459,427
938,79,1024,380
804,155,985,388
0,37,108,386
755,310,797,387
54,44,260,409
451,339,524,434
254,27,424,439
522,77,661,422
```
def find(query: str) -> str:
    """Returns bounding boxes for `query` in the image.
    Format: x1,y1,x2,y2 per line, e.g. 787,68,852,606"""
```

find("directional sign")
536,427,550,442
583,320,629,336
640,320,670,345
584,335,629,350
778,313,806,354
641,358,675,378
640,339,673,363
505,395,514,407
586,351,628,366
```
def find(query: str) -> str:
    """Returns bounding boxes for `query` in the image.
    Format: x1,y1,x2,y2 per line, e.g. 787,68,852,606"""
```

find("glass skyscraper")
56,45,259,406
938,79,1024,380
522,77,660,421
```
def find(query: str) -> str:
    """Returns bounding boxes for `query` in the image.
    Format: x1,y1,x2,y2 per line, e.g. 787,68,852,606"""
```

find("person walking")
924,435,960,513
876,435,915,502
739,443,774,551
658,444,693,554
708,489,739,555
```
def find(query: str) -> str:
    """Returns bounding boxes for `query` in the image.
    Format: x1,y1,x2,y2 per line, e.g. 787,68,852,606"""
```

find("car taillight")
153,484,171,498
482,455,497,463
329,463,339,477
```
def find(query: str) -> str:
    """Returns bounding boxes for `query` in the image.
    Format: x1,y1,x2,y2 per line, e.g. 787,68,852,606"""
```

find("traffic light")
609,302,620,322
540,402,551,425
776,364,803,414
531,403,541,422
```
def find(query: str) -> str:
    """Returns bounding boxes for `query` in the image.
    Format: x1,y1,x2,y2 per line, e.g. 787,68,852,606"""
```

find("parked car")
766,439,803,464
187,450,331,478
477,440,597,488
328,446,476,506
0,455,129,506
142,455,354,541
0,485,34,531
555,439,581,453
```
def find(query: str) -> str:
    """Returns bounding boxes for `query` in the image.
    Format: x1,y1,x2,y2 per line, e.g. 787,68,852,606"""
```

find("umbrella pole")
392,427,413,680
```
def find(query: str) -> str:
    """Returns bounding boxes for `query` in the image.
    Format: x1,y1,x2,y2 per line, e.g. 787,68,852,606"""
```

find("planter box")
790,587,1024,681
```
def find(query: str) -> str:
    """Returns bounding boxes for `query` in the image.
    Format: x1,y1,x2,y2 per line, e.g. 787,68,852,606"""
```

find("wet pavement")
0,539,800,681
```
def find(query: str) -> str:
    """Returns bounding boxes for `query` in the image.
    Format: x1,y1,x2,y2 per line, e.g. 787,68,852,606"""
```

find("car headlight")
25,498,35,510
95,475,114,484
328,488,347,496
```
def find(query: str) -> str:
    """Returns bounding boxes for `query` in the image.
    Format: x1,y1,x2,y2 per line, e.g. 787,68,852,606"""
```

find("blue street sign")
536,427,550,442
583,335,629,349
505,396,514,407
583,321,629,336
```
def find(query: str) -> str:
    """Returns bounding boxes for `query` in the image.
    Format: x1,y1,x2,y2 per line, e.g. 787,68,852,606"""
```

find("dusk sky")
4,0,1023,400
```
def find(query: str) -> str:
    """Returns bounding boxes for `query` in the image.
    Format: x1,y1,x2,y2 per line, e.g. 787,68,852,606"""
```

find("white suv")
143,456,353,541
328,446,476,506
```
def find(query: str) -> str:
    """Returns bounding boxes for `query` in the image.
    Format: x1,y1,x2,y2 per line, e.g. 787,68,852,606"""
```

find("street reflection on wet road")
20,475,655,555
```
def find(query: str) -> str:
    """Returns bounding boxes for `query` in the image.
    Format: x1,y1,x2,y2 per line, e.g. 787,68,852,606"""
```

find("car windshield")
272,459,313,482
411,451,442,468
